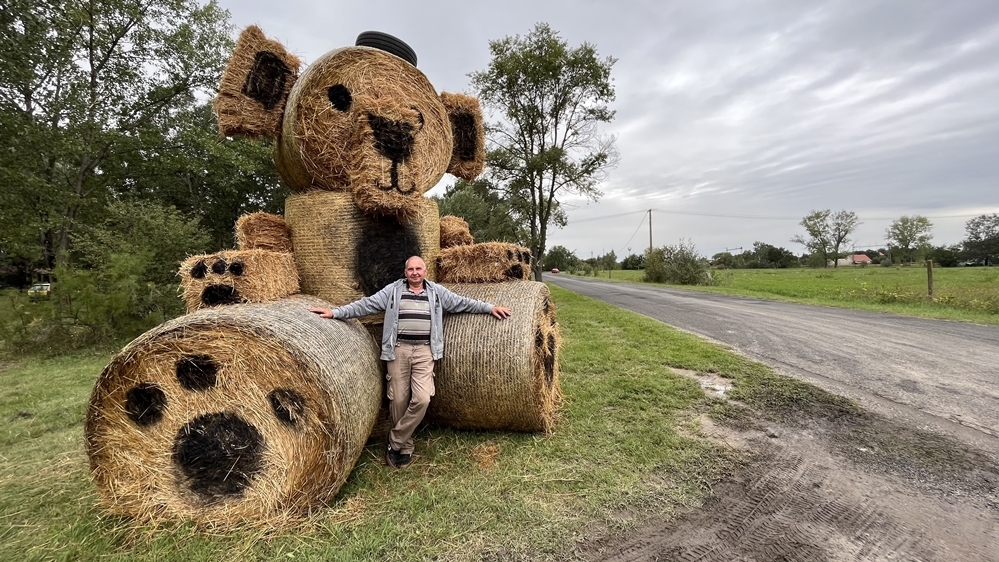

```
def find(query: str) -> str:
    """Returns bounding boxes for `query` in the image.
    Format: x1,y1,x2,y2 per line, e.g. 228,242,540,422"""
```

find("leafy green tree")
544,245,579,271
753,242,798,269
710,252,735,268
829,210,861,267
962,213,999,265
620,253,645,270
885,215,933,264
926,245,962,267
434,178,520,244
113,103,287,250
471,23,617,282
0,0,231,270
791,210,833,267
790,209,860,268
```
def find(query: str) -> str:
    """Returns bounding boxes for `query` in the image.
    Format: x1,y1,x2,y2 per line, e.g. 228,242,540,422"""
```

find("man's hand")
491,305,512,320
309,307,334,319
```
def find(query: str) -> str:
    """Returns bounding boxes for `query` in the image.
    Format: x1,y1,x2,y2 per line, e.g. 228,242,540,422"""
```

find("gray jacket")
332,279,494,361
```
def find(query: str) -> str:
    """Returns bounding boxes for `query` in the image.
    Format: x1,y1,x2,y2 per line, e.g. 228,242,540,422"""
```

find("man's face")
405,258,426,287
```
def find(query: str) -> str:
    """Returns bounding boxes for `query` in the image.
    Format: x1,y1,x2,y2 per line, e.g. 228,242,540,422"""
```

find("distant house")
851,254,872,265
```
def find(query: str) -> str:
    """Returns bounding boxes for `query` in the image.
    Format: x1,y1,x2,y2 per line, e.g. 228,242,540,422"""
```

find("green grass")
1,286,810,561
580,266,999,324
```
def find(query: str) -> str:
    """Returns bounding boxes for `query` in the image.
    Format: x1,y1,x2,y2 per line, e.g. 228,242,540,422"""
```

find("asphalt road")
547,274,999,455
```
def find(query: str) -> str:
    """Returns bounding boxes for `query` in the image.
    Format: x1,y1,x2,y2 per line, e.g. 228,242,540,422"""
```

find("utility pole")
648,209,653,255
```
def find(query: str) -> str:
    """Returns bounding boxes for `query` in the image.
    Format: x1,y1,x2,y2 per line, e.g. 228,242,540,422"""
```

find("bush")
644,240,713,285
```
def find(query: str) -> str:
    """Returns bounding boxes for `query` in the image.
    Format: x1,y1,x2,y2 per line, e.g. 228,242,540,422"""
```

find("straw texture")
429,282,561,433
215,26,301,139
276,47,452,223
284,191,440,307
179,250,299,313
436,242,533,283
439,215,474,248
440,92,486,180
84,295,382,526
235,212,293,253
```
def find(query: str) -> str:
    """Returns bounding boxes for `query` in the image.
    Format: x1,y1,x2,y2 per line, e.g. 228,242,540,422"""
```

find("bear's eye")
328,84,352,112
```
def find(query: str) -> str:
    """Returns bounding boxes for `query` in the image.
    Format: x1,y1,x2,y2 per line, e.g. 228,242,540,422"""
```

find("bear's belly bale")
84,295,381,525
284,191,440,306
429,282,562,433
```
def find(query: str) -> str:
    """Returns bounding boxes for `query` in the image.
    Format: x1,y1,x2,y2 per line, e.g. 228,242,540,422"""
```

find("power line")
616,212,648,255
571,208,990,223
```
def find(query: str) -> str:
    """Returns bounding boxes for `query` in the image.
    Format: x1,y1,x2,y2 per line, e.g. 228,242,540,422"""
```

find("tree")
0,0,231,271
791,210,832,267
543,245,579,271
790,209,860,268
885,215,933,264
620,253,645,270
962,213,999,265
471,23,617,282
753,242,797,269
829,210,861,267
434,178,521,244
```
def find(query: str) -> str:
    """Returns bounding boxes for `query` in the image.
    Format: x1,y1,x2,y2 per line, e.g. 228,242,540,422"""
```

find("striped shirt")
397,286,431,343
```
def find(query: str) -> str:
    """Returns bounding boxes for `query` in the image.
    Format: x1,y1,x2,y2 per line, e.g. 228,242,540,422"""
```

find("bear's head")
215,27,485,222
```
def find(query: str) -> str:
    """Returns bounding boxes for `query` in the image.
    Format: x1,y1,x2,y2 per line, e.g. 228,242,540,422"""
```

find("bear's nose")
367,113,416,163
172,412,264,500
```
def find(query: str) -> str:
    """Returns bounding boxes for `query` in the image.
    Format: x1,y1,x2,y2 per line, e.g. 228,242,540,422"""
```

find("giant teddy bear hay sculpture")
85,28,561,525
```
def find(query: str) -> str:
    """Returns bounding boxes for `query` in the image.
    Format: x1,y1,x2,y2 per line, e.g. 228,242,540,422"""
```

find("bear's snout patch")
172,412,265,500
201,285,242,306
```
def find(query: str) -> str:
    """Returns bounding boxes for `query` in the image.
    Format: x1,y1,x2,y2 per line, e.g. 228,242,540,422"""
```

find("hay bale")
439,215,474,248
215,26,301,139
436,242,533,283
284,191,440,307
179,250,299,313
277,47,451,220
85,295,382,526
235,212,293,253
440,92,486,180
429,282,561,433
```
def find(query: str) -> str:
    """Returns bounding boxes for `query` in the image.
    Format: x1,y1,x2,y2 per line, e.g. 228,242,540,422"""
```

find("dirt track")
548,277,999,561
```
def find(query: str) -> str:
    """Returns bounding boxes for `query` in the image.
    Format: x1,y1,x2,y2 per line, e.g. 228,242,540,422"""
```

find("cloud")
217,0,999,256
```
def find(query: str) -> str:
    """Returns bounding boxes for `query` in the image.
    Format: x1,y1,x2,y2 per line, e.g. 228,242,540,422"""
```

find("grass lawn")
0,284,840,561
582,266,999,325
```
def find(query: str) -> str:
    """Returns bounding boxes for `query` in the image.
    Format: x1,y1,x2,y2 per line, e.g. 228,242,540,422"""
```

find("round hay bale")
235,212,293,253
85,295,382,526
178,249,299,313
429,282,562,433
284,191,440,308
439,215,474,248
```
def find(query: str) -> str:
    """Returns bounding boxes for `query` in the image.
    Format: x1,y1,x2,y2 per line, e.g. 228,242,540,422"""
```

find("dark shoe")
385,445,412,469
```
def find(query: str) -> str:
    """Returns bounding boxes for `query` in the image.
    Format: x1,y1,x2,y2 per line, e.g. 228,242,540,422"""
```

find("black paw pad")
269,389,306,426
505,264,524,279
172,412,264,500
211,258,228,275
228,261,245,276
125,383,167,426
520,251,532,265
176,354,218,391
201,285,241,306
190,260,208,279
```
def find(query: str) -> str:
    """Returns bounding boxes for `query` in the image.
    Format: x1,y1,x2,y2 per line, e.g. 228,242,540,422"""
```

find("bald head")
404,256,427,290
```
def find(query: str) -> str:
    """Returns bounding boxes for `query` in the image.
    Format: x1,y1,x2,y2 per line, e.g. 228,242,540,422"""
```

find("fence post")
926,260,934,297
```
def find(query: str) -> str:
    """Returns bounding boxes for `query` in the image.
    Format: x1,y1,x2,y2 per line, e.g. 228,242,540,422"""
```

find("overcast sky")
216,0,999,258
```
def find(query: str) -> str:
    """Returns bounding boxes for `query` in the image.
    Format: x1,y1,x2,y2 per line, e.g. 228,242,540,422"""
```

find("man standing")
309,256,511,468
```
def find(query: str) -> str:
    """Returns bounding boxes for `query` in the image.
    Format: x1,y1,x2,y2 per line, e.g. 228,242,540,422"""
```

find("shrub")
644,239,713,285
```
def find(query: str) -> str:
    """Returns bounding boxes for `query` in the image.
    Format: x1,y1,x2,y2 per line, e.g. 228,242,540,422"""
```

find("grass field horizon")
574,265,999,325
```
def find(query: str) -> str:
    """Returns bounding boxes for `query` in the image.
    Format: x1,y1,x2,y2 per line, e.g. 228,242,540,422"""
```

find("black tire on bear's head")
355,31,417,67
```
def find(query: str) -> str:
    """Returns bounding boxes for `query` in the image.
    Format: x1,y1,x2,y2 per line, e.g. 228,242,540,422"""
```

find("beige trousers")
386,342,435,454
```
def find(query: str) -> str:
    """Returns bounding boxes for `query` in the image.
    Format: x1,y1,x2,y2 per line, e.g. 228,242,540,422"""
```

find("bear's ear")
440,92,486,180
214,26,301,139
